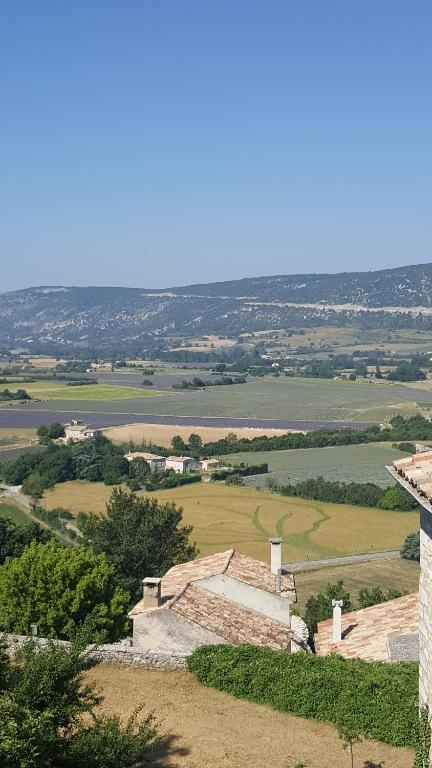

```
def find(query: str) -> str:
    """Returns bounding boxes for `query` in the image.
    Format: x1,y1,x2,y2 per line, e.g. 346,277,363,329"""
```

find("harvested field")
44,481,419,563
103,422,291,448
88,666,413,768
294,556,419,614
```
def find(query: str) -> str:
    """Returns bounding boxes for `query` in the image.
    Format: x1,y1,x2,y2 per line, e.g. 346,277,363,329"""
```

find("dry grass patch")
103,422,291,448
294,557,419,614
44,481,419,563
87,665,413,768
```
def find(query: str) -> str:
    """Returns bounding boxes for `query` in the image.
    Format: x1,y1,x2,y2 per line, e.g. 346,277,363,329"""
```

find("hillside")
1,262,432,350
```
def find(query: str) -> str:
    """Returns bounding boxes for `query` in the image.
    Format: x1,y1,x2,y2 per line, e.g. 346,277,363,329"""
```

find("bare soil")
88,666,413,768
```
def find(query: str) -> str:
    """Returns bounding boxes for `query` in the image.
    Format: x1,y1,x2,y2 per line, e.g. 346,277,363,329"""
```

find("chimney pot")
269,537,282,575
332,599,344,643
142,577,162,609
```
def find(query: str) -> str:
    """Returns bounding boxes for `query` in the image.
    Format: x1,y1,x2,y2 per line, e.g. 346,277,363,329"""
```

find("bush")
401,530,420,561
187,645,419,748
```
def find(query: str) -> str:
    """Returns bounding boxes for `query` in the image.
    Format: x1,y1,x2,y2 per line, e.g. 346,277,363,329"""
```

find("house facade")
165,456,200,473
125,451,166,472
63,420,101,442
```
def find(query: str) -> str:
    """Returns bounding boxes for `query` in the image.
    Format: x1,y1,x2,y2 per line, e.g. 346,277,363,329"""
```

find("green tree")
129,456,150,485
304,580,352,632
187,433,203,455
357,586,403,609
171,435,187,454
400,530,420,561
22,473,46,499
0,518,51,565
378,485,418,511
0,539,129,641
79,488,197,601
0,635,161,768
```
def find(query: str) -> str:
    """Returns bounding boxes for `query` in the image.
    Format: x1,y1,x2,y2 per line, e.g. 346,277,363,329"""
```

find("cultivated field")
294,556,419,613
8,381,169,401
44,481,419,563
88,666,413,768
11,375,432,422
227,442,409,487
103,422,291,448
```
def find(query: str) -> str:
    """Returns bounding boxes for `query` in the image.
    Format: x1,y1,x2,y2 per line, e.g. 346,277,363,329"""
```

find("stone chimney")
269,537,282,575
142,577,162,609
332,599,344,643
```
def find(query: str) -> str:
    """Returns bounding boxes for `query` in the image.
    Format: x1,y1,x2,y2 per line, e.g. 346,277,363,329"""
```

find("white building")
165,456,200,474
199,458,222,472
125,451,166,472
63,420,101,442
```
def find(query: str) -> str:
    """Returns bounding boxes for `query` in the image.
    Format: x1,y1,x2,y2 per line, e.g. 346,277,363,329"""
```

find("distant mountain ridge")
1,262,432,351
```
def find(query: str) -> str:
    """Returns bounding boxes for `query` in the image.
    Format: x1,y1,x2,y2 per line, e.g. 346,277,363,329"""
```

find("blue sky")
1,1,431,290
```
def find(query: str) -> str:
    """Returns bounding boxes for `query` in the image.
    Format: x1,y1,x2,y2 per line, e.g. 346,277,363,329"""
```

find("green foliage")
400,530,420,562
0,539,129,641
0,518,51,565
187,645,419,748
78,488,197,602
414,707,431,768
225,474,243,486
0,388,30,401
357,586,403,609
304,580,352,632
36,422,65,441
378,485,418,510
387,361,426,382
212,462,268,481
0,636,160,768
269,475,417,511
143,471,201,492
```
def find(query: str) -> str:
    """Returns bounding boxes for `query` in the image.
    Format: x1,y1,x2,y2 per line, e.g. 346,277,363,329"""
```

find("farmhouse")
63,420,101,442
199,458,222,472
165,456,200,473
124,451,166,472
129,539,308,655
315,592,418,662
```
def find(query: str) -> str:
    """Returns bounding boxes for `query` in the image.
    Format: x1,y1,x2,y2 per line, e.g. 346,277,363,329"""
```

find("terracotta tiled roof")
315,592,418,662
171,584,293,650
161,550,234,599
159,549,296,602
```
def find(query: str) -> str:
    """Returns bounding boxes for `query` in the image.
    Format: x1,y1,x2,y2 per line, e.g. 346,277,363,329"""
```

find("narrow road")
284,550,400,572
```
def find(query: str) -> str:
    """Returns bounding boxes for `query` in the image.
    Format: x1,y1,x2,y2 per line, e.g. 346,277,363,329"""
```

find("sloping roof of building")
170,584,292,650
160,549,296,602
315,592,418,662
392,451,432,507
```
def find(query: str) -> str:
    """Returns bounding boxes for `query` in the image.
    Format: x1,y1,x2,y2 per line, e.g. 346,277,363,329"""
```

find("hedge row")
187,645,419,748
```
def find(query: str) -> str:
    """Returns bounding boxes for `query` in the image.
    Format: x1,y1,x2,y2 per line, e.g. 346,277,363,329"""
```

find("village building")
124,451,166,472
165,456,200,473
389,452,432,710
129,539,309,655
199,458,222,472
315,593,418,662
63,420,101,442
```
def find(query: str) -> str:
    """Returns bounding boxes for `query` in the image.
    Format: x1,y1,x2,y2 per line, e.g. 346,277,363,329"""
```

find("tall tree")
0,539,129,641
79,488,197,601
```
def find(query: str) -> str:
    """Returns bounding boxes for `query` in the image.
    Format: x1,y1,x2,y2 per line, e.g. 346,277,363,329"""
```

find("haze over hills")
1,262,432,351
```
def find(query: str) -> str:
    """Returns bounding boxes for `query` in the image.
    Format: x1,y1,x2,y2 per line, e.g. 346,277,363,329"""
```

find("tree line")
266,476,418,511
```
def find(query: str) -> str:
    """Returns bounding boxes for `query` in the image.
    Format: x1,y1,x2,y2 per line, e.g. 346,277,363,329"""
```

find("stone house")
124,451,166,472
63,420,101,442
165,456,200,473
129,539,308,655
389,453,432,709
199,458,222,472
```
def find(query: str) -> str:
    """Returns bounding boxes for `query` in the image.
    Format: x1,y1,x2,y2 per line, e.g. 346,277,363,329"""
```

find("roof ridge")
222,548,235,573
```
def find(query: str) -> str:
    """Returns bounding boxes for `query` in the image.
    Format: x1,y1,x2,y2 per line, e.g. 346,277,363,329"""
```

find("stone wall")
1,634,188,669
419,506,432,707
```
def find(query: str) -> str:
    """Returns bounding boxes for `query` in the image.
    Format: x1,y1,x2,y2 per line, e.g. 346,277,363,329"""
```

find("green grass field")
0,502,31,525
6,381,170,401
224,442,410,487
44,481,419,563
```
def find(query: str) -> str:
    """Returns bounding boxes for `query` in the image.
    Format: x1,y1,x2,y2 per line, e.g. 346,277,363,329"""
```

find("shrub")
187,645,419,748
401,530,420,561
